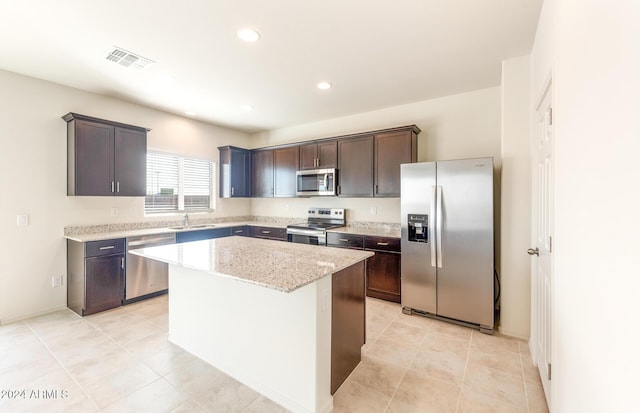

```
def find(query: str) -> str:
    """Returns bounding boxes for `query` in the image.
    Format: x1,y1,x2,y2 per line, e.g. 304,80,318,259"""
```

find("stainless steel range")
287,208,345,245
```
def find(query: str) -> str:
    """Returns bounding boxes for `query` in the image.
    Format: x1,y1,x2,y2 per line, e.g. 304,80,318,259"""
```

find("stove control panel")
307,208,345,220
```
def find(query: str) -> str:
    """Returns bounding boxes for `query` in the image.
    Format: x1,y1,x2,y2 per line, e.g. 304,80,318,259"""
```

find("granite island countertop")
129,236,373,293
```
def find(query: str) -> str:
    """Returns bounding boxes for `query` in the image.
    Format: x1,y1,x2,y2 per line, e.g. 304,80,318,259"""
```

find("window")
145,151,216,213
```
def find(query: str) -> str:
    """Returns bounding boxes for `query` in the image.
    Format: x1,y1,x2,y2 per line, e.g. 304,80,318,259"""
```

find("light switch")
16,214,29,227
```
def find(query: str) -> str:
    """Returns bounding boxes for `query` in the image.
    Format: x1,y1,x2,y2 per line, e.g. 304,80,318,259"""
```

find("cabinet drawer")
327,232,364,249
249,226,287,241
230,226,249,236
364,236,400,253
85,238,125,257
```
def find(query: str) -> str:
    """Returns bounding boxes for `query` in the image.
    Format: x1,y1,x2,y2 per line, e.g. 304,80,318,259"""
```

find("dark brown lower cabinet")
365,236,401,303
331,260,365,394
366,250,401,303
85,255,125,314
67,238,125,316
328,232,401,303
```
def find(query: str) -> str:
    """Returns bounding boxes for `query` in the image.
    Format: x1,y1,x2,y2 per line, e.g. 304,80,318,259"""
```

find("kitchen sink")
168,224,216,230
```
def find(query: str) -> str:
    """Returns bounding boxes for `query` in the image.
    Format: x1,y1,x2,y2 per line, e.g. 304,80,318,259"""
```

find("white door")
531,80,553,405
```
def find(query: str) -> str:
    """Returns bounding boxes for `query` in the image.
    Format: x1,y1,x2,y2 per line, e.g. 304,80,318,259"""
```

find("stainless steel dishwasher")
125,233,176,303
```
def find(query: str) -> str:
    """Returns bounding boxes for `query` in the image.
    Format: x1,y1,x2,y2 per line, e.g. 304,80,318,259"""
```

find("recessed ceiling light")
237,28,261,42
317,82,332,90
185,111,196,116
241,104,255,111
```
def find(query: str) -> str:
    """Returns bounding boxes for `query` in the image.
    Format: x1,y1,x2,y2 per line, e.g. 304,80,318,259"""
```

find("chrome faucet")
183,213,189,227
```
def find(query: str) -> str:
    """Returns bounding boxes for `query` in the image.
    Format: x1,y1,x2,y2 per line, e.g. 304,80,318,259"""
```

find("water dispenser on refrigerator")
407,214,428,243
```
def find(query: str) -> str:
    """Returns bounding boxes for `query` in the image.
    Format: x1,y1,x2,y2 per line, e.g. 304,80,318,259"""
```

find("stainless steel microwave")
296,168,336,196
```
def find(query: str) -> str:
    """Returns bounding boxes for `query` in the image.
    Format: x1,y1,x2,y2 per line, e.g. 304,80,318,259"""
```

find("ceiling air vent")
105,47,154,70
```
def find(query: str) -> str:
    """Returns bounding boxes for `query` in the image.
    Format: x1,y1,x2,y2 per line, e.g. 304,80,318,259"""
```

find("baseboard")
0,305,71,326
497,326,530,341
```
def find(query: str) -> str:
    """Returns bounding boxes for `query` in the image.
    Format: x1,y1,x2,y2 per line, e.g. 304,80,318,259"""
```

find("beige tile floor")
0,295,548,413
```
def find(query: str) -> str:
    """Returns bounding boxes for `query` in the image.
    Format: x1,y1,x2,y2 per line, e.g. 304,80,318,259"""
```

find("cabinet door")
114,127,147,196
230,148,251,197
374,130,415,197
251,150,274,197
299,143,318,170
219,147,251,198
274,146,299,197
73,120,114,196
366,251,401,303
85,255,124,315
318,141,337,168
338,135,374,197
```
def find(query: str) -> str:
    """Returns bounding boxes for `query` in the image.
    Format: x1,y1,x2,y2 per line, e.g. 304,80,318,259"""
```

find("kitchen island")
129,236,373,413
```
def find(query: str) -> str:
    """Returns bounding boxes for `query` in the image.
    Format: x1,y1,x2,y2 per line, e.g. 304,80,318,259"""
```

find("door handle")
430,186,436,267
528,248,540,256
436,186,443,268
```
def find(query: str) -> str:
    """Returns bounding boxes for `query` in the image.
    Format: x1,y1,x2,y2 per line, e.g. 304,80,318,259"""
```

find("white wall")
531,0,640,411
500,56,532,339
250,87,502,222
0,69,251,324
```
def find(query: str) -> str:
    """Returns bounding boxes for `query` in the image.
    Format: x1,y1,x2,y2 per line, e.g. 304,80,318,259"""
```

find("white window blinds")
145,151,215,213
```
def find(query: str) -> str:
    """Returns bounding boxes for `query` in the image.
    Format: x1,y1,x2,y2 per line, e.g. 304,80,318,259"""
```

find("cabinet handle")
121,257,124,269
99,245,115,250
262,230,271,234
235,230,244,233
231,187,234,196
117,181,120,193
375,184,378,194
376,242,389,246
339,238,349,242
111,181,115,193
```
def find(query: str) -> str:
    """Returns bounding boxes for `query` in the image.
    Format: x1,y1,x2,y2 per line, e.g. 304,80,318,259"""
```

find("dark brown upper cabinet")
337,135,374,197
63,113,147,196
273,146,299,197
218,146,251,198
374,128,418,197
299,140,337,170
251,149,274,197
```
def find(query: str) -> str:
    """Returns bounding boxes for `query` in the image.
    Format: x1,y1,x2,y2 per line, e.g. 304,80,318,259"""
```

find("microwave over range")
296,168,336,196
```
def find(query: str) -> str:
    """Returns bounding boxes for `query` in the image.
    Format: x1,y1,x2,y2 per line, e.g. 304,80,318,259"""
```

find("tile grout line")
453,329,474,413
382,312,433,413
23,312,101,412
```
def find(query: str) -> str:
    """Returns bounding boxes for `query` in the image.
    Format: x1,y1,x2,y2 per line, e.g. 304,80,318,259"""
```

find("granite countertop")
129,236,373,293
328,226,401,239
64,221,288,242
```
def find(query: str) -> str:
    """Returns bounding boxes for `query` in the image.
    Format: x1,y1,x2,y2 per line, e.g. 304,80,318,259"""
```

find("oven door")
287,228,326,245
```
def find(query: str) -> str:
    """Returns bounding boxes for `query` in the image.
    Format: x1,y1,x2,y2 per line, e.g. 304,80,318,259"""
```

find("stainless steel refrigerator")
401,158,494,333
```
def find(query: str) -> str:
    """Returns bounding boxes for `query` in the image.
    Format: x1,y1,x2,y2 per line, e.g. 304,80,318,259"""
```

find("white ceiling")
0,0,541,133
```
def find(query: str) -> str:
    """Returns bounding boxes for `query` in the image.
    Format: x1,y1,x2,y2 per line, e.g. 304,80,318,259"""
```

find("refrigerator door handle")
430,186,437,267
436,185,443,268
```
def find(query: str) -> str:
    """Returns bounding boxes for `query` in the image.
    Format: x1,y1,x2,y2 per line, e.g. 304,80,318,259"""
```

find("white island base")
169,263,352,413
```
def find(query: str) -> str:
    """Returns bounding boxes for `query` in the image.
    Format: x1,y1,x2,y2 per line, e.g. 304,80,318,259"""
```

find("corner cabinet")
218,146,251,198
63,113,147,196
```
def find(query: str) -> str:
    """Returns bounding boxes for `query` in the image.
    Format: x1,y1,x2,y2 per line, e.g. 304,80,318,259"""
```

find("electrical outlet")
110,207,119,217
370,207,377,215
16,214,29,227
51,275,63,288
